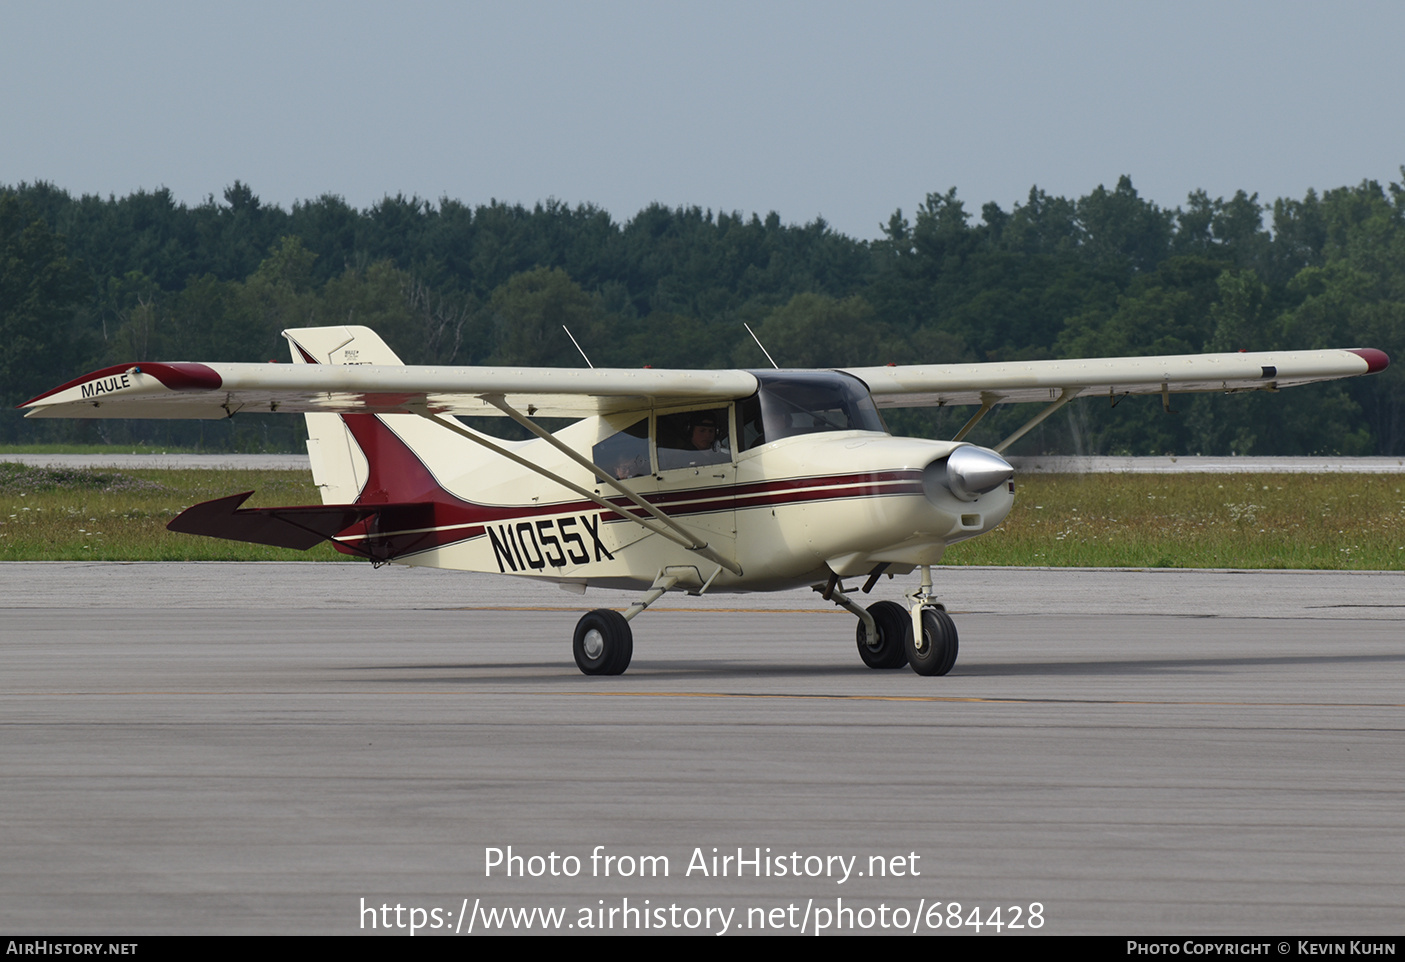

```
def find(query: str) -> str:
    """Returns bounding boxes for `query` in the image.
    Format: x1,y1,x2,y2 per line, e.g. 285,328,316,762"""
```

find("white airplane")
22,326,1389,676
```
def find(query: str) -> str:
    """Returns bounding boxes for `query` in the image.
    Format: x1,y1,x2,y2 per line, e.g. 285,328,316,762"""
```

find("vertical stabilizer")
284,325,404,367
285,326,405,504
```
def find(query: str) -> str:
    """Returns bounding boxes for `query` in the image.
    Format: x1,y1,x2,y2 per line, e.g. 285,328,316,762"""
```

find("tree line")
1,173,1401,454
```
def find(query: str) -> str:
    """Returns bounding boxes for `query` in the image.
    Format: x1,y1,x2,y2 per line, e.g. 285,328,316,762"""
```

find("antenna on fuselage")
562,325,594,368
744,323,780,369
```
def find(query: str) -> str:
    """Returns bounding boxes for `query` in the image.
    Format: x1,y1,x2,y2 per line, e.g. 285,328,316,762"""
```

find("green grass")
944,473,1405,570
0,464,343,561
1,465,1402,568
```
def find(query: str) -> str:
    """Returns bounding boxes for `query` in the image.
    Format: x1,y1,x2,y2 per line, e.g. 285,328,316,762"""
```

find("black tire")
856,600,910,669
905,607,958,676
573,609,634,675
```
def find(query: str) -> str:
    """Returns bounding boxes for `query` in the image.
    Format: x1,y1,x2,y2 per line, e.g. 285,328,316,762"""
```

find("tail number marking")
488,515,614,573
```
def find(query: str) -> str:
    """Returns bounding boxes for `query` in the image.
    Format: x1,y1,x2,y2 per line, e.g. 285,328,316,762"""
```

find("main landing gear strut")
817,564,958,676
572,568,708,675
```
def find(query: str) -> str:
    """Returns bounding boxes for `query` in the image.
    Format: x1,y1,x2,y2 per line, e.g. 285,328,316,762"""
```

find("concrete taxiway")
1,563,1401,935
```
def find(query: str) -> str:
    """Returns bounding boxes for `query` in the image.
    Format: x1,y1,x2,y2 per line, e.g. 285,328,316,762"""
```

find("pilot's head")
689,415,718,450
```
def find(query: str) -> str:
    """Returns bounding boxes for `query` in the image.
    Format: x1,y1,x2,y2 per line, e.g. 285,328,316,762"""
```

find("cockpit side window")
656,407,731,471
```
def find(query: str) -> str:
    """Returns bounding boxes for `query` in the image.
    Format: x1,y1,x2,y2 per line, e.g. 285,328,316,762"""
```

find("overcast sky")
4,1,1402,239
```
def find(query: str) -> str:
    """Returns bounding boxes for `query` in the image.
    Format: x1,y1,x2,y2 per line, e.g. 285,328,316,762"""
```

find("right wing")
845,349,1390,408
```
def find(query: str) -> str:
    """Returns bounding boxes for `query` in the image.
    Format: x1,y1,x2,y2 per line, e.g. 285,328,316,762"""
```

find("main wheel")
905,607,959,676
856,600,910,669
573,609,634,675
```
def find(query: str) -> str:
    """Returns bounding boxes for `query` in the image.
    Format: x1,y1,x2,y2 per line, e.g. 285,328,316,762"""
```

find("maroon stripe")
643,470,922,507
326,415,934,559
601,480,925,521
340,474,928,529
359,483,927,553
336,420,926,528
732,481,924,512
592,470,922,513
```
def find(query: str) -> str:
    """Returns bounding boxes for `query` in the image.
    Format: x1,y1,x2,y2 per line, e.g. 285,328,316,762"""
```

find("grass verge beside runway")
0,465,338,561
1,464,1402,568
944,472,1405,569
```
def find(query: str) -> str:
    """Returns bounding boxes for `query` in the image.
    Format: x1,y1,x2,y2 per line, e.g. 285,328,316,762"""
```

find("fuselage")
324,403,1014,593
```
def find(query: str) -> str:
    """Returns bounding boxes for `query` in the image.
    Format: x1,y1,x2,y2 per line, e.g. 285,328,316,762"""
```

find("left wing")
20,361,758,420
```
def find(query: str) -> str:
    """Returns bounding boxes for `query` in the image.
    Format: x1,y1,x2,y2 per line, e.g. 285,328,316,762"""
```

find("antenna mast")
562,326,594,369
744,323,780,369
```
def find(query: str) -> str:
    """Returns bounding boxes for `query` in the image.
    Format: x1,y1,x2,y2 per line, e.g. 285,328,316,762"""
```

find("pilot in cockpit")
687,414,719,451
657,409,730,470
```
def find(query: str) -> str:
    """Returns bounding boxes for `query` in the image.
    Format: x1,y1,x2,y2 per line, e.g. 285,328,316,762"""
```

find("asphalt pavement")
1,563,1401,935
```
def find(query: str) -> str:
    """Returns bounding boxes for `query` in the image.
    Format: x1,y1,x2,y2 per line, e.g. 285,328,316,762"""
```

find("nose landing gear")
821,564,960,675
902,565,958,676
905,605,959,676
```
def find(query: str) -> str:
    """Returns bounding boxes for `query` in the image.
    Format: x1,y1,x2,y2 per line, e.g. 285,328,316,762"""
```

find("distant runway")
1,563,1402,935
5,453,312,470
1010,454,1405,473
8,452,1405,473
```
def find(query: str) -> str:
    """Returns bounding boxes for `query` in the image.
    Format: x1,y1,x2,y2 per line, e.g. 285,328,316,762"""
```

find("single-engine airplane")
21,326,1389,676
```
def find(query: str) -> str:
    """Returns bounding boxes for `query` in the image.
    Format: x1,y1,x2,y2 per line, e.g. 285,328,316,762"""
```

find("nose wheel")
823,565,961,675
906,606,958,676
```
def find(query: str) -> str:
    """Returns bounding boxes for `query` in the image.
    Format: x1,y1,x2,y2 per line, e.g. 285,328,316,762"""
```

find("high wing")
20,360,757,420
19,320,1388,422
845,348,1390,407
845,347,1388,451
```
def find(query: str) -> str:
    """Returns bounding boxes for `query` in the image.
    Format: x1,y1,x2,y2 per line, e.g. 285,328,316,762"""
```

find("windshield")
737,372,886,450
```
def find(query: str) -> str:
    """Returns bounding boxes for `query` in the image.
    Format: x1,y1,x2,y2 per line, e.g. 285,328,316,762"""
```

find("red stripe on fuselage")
597,476,923,522
328,413,927,558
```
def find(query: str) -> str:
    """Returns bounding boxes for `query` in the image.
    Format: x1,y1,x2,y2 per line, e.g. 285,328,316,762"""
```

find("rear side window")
592,418,650,480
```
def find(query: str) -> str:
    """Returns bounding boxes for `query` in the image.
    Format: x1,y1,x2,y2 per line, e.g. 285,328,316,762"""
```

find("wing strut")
950,392,1000,442
993,387,1077,454
414,406,743,577
480,394,742,575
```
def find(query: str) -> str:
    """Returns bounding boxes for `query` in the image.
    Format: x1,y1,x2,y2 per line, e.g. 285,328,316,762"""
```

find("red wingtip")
1347,349,1390,374
18,362,223,408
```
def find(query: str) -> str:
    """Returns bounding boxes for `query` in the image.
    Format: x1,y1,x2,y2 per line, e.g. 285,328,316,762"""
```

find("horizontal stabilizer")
166,492,432,556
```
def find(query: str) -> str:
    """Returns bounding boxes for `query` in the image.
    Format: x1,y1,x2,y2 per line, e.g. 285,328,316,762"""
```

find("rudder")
285,326,405,504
